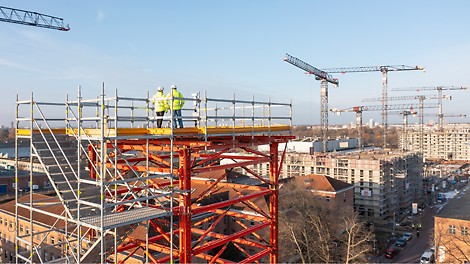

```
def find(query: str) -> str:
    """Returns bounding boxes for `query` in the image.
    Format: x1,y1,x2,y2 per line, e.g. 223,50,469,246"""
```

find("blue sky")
0,1,469,126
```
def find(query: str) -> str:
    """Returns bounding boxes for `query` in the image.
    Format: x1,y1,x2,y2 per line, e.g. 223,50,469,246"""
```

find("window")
26,228,29,235
250,220,255,226
20,225,23,233
0,218,2,225
325,196,330,202
462,227,468,236
449,225,456,235
51,236,55,245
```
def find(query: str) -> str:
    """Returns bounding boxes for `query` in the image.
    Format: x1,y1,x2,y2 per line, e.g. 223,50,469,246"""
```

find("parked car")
384,248,397,259
395,238,407,247
402,232,413,241
420,250,435,263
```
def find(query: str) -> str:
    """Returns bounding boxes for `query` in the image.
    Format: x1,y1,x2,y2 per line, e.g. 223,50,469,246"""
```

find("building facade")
434,188,470,263
260,151,423,220
400,124,470,161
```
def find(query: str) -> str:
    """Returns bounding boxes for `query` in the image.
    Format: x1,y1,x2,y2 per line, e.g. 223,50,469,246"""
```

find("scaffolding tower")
15,86,293,263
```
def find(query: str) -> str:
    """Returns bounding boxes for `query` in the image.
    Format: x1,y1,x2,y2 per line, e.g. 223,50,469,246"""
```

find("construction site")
2,4,470,264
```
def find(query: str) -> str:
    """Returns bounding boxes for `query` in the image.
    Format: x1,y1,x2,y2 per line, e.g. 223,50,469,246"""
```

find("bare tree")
279,181,372,263
342,212,373,264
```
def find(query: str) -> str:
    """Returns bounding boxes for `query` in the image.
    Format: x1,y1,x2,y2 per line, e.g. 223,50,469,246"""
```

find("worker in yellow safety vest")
152,86,169,128
167,85,185,128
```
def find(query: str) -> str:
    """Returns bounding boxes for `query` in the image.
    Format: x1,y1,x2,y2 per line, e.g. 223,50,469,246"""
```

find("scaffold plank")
81,207,169,230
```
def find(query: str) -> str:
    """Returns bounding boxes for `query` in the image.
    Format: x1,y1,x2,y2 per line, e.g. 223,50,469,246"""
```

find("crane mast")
391,86,467,130
390,110,417,151
0,5,69,31
364,94,450,153
330,103,437,150
284,53,339,153
322,65,424,149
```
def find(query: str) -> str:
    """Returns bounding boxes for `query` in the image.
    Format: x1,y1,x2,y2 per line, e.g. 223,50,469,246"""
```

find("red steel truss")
89,135,293,263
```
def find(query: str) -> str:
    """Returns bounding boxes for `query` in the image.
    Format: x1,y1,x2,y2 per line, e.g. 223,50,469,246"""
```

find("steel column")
269,142,279,263
179,147,192,263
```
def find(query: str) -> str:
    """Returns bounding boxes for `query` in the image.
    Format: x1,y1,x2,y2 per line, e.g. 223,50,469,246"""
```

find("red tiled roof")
0,193,66,227
285,174,352,193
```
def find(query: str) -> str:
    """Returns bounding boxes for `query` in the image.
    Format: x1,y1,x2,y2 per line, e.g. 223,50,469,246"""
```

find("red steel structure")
101,135,293,263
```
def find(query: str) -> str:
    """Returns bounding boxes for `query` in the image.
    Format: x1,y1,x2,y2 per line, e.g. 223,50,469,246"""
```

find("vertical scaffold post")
269,142,279,263
77,86,82,261
179,147,192,263
28,92,34,262
100,83,106,264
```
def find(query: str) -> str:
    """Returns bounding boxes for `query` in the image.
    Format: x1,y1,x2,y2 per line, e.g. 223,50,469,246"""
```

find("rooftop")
282,174,353,193
436,185,470,221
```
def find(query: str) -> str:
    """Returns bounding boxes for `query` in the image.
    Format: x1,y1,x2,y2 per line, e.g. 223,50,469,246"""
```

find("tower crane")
389,111,466,151
322,65,424,149
389,110,417,151
330,103,437,150
391,86,467,130
284,53,339,153
0,6,69,31
362,94,450,153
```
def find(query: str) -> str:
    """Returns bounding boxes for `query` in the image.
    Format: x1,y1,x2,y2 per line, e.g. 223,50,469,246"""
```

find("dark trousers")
156,111,165,128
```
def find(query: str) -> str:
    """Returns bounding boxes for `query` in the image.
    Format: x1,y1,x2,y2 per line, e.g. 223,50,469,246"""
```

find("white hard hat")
157,86,164,92
171,85,177,89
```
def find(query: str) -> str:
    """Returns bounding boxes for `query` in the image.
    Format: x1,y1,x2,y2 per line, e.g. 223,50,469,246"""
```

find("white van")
420,250,435,264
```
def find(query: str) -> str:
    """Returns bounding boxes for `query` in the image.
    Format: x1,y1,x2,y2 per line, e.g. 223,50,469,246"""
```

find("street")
377,206,437,263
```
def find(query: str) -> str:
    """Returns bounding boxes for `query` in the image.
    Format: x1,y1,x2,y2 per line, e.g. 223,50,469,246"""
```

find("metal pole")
419,97,424,154
381,69,388,149
14,93,20,263
437,87,443,131
356,111,363,149
320,79,328,153
100,83,106,264
77,86,82,262
289,98,293,135
28,92,34,262
114,88,118,263
402,113,408,152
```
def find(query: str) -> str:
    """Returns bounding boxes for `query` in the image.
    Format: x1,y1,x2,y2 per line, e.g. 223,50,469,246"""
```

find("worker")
167,85,185,128
152,86,168,128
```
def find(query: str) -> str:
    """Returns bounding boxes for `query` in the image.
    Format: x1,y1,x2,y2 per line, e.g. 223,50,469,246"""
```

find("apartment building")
262,151,423,220
400,124,470,160
434,187,470,263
